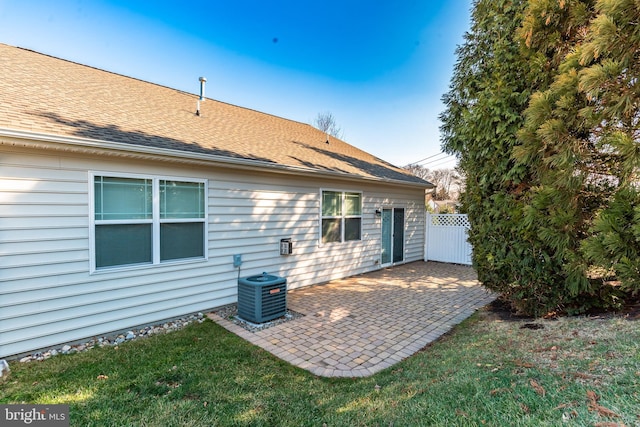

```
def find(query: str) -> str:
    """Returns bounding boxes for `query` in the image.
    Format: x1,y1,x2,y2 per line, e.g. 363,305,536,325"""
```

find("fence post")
424,211,429,262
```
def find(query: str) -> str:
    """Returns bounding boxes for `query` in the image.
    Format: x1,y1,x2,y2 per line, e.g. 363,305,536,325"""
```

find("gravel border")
212,304,304,333
13,312,207,364
10,305,304,365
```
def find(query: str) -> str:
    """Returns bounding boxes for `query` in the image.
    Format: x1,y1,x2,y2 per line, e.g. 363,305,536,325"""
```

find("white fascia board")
0,128,433,189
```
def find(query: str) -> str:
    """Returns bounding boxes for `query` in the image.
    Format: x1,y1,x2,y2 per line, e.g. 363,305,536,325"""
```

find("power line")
408,154,458,169
420,157,454,167
404,152,449,167
424,158,458,169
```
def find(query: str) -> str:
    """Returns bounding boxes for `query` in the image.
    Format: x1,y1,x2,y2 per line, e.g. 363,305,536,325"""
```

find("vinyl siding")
0,146,426,358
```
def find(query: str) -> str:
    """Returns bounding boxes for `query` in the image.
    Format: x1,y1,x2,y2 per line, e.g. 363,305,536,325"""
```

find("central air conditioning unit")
237,272,287,323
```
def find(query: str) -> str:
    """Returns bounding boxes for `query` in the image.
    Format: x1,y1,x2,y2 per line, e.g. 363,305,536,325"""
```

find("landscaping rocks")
0,359,9,377
14,312,206,364
213,304,303,333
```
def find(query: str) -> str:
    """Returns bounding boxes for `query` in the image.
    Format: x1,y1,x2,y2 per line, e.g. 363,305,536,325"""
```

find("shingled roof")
0,43,431,187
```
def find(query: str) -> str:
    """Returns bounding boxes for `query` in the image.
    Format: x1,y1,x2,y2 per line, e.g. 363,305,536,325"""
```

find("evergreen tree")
518,0,639,299
441,0,638,315
515,0,602,304
441,0,564,315
572,0,639,291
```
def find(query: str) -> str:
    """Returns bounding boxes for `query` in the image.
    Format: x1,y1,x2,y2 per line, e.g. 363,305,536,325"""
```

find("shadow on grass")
2,314,638,426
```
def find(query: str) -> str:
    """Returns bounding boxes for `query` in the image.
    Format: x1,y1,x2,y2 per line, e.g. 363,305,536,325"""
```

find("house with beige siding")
0,43,432,358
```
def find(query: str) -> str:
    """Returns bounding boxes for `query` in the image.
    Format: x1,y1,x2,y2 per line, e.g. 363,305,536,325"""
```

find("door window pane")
94,176,152,220
393,208,405,263
95,224,152,268
381,209,392,264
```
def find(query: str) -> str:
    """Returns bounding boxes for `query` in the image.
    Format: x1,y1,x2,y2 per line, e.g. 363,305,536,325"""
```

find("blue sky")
0,0,471,169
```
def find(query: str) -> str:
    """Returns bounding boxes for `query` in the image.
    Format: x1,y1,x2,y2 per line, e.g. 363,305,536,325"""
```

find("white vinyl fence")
424,213,472,265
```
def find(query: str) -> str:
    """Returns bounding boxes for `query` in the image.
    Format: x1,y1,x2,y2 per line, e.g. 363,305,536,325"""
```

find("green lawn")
1,308,638,426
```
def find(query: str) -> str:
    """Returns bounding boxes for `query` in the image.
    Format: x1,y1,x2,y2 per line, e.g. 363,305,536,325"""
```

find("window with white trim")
321,190,362,243
91,173,206,271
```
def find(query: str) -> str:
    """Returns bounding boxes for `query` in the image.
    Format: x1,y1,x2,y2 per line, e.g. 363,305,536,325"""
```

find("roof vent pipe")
196,76,207,116
199,76,207,101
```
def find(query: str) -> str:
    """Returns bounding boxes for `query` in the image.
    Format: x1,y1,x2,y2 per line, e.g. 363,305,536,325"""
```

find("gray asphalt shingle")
0,43,431,187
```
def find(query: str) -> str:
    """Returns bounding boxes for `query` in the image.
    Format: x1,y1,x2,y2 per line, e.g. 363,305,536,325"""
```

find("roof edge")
0,128,433,189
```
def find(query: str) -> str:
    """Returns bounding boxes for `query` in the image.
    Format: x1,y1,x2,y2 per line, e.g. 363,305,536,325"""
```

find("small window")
91,174,207,271
321,190,362,243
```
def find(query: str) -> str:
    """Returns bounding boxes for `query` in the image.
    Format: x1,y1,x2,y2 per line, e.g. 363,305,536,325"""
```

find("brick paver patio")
209,261,496,377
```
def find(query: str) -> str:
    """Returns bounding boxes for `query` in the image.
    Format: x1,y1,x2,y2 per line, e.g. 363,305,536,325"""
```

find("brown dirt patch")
481,295,640,321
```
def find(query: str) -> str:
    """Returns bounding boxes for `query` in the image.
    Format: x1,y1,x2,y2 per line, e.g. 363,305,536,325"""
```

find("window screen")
93,174,206,270
321,190,362,243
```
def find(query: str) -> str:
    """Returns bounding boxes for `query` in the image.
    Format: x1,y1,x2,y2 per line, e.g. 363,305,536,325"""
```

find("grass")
1,308,638,427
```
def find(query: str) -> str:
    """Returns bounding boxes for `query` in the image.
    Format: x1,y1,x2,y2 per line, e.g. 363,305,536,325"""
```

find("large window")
91,173,206,271
321,190,362,243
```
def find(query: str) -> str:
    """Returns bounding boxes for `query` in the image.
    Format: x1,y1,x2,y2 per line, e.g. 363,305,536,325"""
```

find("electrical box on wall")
233,254,242,268
280,238,292,255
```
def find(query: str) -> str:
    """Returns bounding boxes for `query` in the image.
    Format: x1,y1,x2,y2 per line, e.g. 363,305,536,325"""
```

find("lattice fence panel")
429,214,471,228
425,213,472,265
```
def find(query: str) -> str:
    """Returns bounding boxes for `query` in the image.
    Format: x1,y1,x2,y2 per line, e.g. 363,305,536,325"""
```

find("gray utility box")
237,273,287,323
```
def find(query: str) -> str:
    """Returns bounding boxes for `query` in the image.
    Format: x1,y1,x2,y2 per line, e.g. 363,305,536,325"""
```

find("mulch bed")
483,295,640,321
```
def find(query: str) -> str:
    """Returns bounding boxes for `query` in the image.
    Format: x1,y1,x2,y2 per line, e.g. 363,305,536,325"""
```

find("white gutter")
0,128,433,189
